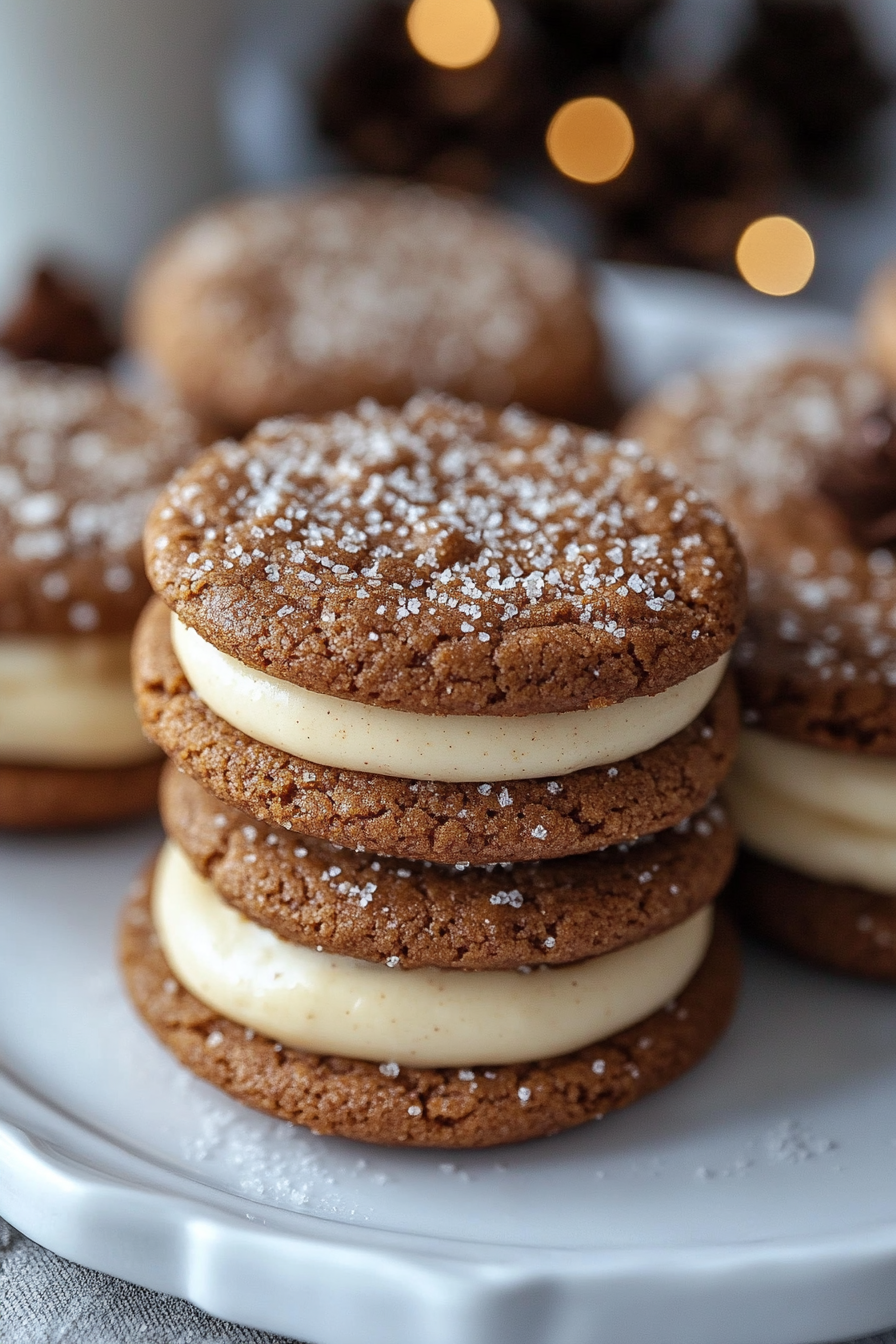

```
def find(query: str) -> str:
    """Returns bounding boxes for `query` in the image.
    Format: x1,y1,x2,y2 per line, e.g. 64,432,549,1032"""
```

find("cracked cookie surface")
163,763,736,969
144,395,745,716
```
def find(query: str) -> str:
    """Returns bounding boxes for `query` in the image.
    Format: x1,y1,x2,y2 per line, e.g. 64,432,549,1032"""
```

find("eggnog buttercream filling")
171,614,728,783
152,840,713,1067
726,730,896,895
0,633,158,767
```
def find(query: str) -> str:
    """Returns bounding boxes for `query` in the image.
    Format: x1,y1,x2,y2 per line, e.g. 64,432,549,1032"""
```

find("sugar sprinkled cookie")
0,359,199,826
144,395,743,715
627,352,896,979
128,181,613,432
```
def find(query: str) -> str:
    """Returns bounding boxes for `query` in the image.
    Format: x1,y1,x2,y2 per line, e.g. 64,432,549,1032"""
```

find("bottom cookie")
121,873,740,1148
0,758,162,830
733,850,896,981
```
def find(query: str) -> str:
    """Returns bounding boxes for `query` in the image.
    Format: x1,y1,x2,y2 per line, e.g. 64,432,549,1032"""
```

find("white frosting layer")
0,633,158,767
153,840,713,1067
171,614,728,783
726,730,896,895
737,730,896,836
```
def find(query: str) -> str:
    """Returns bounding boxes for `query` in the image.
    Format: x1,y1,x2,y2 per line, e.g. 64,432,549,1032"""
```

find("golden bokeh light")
546,97,635,185
736,215,815,296
406,0,500,70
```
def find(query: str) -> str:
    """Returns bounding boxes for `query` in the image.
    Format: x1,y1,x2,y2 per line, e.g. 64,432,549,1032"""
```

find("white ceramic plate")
1,269,893,1344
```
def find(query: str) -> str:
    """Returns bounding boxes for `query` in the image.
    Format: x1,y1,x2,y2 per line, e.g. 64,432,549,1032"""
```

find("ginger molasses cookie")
122,865,740,1148
0,360,199,826
624,353,890,746
129,181,612,432
0,758,162,830
145,396,744,719
627,353,896,979
135,595,738,862
162,763,736,969
733,851,896,981
139,395,744,859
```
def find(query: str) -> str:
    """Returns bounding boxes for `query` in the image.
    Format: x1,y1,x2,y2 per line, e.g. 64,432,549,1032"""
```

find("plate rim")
5,1064,896,1344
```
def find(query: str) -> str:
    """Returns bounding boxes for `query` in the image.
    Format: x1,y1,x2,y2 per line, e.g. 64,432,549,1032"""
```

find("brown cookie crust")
144,396,745,716
732,850,896,981
625,354,896,753
121,875,740,1148
163,764,736,969
0,361,199,636
135,597,740,864
128,182,609,433
0,757,161,829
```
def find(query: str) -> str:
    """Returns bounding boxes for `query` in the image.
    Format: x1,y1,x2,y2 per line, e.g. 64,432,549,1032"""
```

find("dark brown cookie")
625,354,896,751
732,849,896,981
145,396,745,716
135,597,740,864
128,181,610,433
0,757,161,829
162,763,736,969
121,873,740,1148
0,361,199,636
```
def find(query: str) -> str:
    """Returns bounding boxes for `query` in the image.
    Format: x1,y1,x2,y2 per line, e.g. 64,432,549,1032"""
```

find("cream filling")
726,730,896,895
0,633,158,767
153,840,714,1068
171,614,728,783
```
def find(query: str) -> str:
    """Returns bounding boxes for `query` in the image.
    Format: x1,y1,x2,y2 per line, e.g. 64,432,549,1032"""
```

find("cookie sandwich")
128,180,612,434
126,395,746,1146
0,360,199,827
627,353,896,979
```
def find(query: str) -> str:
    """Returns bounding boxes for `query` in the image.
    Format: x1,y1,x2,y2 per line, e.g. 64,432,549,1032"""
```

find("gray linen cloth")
2,1216,894,1344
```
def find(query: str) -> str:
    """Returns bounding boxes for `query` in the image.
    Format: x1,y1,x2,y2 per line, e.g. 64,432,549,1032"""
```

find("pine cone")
0,266,117,367
582,78,785,272
730,0,890,182
316,1,544,192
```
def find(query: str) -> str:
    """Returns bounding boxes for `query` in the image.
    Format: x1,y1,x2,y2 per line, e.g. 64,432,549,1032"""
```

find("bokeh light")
406,0,500,70
546,97,635,185
735,215,815,295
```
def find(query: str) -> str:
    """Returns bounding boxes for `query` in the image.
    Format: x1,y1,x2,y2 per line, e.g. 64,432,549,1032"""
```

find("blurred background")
4,0,896,317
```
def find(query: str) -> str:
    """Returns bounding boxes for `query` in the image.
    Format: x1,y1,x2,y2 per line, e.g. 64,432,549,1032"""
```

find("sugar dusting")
158,394,730,655
639,354,896,688
0,360,196,627
165,184,579,395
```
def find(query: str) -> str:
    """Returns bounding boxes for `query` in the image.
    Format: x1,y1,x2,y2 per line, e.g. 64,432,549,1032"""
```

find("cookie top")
133,596,740,864
128,181,610,432
162,763,735,970
0,361,199,636
625,353,896,752
145,395,744,715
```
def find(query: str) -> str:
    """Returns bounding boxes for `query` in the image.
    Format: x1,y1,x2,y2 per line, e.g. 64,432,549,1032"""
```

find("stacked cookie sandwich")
125,394,745,1146
628,353,896,980
0,360,198,827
